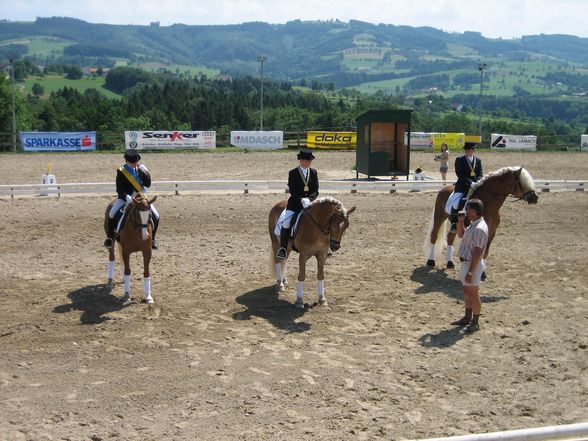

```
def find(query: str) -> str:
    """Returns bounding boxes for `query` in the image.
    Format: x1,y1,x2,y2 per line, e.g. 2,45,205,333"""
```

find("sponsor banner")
465,134,481,144
430,132,465,150
125,130,216,150
491,134,537,151
581,134,588,151
406,132,433,150
20,131,96,152
230,131,284,149
307,131,356,149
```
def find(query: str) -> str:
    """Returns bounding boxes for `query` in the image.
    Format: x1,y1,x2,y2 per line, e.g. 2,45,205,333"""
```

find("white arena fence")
410,421,588,441
0,179,585,199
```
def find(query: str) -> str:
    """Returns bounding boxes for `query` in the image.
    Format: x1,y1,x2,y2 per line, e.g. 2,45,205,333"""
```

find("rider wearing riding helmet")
103,149,160,249
276,149,319,260
445,142,483,232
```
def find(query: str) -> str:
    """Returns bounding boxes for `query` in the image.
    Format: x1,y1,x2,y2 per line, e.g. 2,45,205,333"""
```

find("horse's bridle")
304,209,347,249
472,175,534,202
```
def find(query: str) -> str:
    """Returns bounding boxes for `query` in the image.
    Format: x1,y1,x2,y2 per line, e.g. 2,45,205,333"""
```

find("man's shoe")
464,323,480,334
103,238,113,247
451,317,471,326
276,247,287,260
151,239,159,250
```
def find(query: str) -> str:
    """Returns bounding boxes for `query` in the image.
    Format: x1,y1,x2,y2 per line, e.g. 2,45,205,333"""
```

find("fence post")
175,183,179,196
351,183,357,194
244,183,249,194
542,182,550,193
390,183,396,194
576,182,584,192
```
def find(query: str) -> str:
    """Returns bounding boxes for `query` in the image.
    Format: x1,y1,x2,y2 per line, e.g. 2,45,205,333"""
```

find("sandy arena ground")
0,150,587,441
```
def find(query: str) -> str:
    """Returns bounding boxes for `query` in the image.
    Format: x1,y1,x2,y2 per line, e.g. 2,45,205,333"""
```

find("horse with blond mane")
269,197,356,309
104,193,157,304
426,166,538,271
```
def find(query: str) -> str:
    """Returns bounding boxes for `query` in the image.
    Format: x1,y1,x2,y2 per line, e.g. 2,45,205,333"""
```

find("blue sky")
2,0,586,39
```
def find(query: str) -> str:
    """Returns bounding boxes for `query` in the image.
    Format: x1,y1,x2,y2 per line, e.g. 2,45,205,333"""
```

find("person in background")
444,142,483,232
276,149,319,260
104,149,160,249
452,198,488,334
434,143,449,181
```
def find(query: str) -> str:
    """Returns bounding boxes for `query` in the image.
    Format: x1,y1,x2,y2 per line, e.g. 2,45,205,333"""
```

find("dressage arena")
0,151,587,440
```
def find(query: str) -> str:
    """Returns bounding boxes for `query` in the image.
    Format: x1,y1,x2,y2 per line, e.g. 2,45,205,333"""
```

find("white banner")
581,134,588,151
125,130,216,150
406,132,433,150
230,131,283,149
491,134,537,151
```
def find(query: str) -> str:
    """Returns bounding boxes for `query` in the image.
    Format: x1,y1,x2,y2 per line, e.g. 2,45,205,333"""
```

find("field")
23,75,122,99
0,150,587,440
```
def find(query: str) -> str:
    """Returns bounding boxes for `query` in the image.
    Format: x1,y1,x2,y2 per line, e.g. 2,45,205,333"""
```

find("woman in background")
434,143,449,181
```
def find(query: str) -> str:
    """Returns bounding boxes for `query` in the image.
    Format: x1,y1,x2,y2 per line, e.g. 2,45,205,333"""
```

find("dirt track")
0,150,587,441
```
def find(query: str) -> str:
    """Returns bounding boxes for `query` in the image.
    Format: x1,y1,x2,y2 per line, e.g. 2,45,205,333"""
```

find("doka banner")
307,131,356,149
581,134,588,151
491,134,537,151
125,130,216,150
20,131,96,152
230,131,283,149
430,132,465,150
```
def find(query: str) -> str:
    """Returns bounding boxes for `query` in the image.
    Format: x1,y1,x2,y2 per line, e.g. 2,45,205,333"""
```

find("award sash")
120,164,144,192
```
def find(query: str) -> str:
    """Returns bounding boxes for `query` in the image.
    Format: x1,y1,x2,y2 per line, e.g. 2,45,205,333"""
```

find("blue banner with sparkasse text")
20,132,96,151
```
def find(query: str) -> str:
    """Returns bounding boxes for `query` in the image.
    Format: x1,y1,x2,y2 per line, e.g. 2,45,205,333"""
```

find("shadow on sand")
410,265,463,299
233,285,310,333
53,284,130,324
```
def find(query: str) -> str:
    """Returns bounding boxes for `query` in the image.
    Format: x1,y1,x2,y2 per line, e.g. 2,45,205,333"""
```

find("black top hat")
124,149,141,162
297,149,315,161
463,142,477,149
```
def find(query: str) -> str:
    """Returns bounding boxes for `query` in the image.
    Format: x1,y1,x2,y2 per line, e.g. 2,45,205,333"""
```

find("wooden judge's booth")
355,109,412,179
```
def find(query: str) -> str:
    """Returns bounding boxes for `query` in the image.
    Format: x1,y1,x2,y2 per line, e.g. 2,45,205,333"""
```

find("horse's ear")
149,195,158,204
515,166,523,177
347,206,356,216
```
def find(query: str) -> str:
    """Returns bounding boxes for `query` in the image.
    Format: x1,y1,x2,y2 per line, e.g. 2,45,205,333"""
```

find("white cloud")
1,0,587,38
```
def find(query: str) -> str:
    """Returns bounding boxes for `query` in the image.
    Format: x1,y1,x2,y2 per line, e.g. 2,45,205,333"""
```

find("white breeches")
445,192,464,215
109,198,159,220
274,209,296,236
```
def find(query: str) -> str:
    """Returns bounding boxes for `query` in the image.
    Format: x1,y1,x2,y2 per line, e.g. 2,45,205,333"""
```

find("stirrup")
276,247,287,260
103,238,113,247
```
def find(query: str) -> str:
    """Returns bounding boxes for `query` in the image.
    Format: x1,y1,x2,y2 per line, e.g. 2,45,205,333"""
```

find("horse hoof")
121,293,131,303
318,296,328,306
294,299,305,310
426,259,435,267
276,282,285,293
107,279,114,290
481,271,487,282
145,296,154,304
446,261,455,269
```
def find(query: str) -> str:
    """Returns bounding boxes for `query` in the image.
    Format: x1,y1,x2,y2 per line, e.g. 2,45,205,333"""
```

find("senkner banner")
230,131,283,149
307,131,356,149
491,134,537,151
20,131,96,151
125,130,216,149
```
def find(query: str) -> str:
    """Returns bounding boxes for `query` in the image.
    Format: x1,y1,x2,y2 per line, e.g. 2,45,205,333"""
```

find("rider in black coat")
277,149,319,260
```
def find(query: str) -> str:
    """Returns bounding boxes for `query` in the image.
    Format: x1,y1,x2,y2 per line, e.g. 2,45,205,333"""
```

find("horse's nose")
330,240,340,251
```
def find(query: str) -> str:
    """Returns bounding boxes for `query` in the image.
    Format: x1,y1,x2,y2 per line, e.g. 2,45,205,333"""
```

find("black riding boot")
151,216,159,249
449,208,459,233
103,217,116,247
276,227,291,260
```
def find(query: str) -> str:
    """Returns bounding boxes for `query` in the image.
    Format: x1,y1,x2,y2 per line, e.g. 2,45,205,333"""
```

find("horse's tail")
423,204,447,262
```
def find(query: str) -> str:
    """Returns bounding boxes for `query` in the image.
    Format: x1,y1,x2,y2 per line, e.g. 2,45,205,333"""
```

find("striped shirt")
458,217,489,261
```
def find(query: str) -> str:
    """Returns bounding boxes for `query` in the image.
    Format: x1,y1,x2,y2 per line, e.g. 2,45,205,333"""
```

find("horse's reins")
472,177,532,202
303,208,346,247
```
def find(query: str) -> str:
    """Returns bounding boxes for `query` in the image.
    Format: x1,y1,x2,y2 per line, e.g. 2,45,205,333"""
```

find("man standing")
452,198,489,334
445,142,483,232
276,149,319,260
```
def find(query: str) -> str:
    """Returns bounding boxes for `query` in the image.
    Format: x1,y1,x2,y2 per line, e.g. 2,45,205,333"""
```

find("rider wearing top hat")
276,149,319,260
103,149,160,249
445,142,483,232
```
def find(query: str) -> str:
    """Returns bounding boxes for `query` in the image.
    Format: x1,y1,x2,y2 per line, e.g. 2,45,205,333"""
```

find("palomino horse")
268,197,356,309
104,193,157,303
426,166,538,270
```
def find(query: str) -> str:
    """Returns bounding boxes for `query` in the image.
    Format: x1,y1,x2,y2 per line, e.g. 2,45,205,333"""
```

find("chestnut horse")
425,166,538,271
269,197,356,309
104,193,157,303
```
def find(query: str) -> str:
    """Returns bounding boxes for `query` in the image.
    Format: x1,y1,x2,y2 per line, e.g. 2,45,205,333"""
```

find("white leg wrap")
144,277,151,296
275,263,283,283
427,244,436,260
107,261,115,280
124,275,131,293
317,279,325,297
296,281,304,300
446,245,453,262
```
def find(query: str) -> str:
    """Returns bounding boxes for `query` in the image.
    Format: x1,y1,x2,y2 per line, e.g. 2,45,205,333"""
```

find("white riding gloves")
301,197,311,208
138,164,148,173
125,194,133,205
